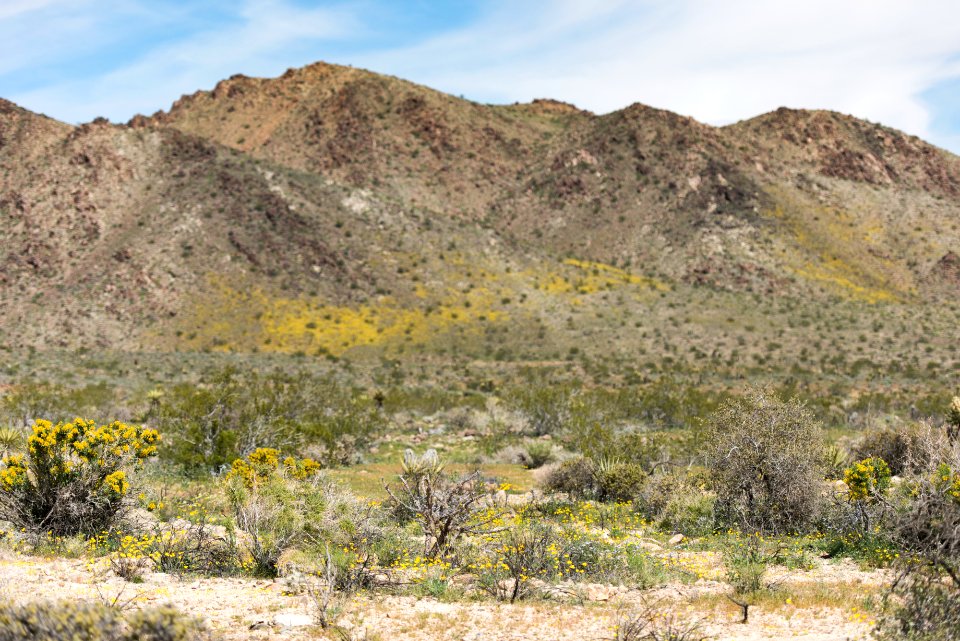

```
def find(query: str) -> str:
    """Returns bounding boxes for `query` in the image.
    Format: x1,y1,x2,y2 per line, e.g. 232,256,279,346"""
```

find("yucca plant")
824,444,849,479
0,426,21,458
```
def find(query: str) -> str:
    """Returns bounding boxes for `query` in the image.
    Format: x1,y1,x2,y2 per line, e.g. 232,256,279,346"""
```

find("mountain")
2,62,960,379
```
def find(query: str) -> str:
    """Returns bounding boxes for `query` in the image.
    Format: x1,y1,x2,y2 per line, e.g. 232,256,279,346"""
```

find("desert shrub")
0,601,207,641
384,449,500,558
308,544,351,630
611,603,707,641
843,457,892,502
705,388,825,534
541,456,646,503
125,606,210,641
541,457,594,499
476,523,557,603
876,456,960,640
593,459,646,503
817,497,899,567
818,458,898,559
103,518,243,577
876,574,960,641
851,422,950,475
656,486,715,537
225,448,378,576
724,534,776,596
503,382,579,437
634,471,686,518
519,440,555,469
0,418,159,536
156,368,382,473
627,377,731,429
504,382,612,439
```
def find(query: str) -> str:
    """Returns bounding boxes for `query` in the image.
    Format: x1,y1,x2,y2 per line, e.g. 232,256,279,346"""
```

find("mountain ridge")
2,61,960,373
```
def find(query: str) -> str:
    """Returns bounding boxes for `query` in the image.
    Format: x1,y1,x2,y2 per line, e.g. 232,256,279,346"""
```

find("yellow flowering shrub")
933,463,960,503
225,450,378,577
843,457,892,502
225,447,321,489
0,418,160,535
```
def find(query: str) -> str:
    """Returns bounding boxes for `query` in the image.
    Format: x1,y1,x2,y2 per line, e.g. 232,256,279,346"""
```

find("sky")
2,0,960,153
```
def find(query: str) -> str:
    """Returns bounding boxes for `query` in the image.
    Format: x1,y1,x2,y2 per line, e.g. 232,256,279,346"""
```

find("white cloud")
353,0,960,147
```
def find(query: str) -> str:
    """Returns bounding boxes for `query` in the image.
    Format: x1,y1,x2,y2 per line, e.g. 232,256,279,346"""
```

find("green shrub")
705,388,825,534
0,418,159,536
541,457,594,499
843,457,892,501
724,534,774,596
0,601,207,641
519,440,555,469
593,459,646,503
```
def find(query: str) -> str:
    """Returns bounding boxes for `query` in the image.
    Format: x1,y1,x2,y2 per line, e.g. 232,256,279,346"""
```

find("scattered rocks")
668,533,686,546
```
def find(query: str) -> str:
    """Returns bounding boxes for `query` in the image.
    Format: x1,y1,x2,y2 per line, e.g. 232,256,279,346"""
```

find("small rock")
273,613,313,628
585,583,612,601
668,533,685,546
635,538,664,552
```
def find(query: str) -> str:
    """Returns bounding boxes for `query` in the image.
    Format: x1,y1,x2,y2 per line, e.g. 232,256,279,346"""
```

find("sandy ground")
0,552,887,640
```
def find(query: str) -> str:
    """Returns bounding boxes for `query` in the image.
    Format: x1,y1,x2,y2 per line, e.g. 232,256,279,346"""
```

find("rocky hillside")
2,62,960,367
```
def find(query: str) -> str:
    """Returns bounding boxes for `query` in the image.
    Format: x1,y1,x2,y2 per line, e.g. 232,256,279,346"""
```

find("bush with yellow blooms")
0,418,160,535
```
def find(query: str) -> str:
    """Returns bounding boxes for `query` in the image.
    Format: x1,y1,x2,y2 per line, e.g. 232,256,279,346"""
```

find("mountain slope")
2,62,960,373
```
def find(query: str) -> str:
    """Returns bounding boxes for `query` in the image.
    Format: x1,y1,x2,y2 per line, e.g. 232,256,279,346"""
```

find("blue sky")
2,0,960,153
